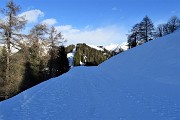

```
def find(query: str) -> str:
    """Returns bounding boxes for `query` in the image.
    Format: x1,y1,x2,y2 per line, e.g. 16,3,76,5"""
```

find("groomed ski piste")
0,30,180,120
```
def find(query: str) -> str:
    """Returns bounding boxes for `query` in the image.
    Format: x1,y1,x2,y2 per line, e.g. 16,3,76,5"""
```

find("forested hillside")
66,43,114,66
0,1,69,101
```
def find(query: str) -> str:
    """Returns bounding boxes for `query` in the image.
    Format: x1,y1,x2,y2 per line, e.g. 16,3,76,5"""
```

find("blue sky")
0,0,180,45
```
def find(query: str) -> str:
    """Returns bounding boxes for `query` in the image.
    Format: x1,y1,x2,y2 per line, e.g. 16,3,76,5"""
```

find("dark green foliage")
26,45,42,84
47,26,69,77
65,44,75,53
0,46,27,100
0,46,7,83
73,44,112,66
48,48,57,77
128,35,137,49
48,46,69,77
56,46,69,76
73,51,81,66
0,0,26,88
20,45,49,91
8,51,26,96
127,23,140,49
0,46,7,100
139,16,155,42
128,16,155,48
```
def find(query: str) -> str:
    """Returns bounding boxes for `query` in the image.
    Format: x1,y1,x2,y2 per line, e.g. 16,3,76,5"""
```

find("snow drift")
0,30,180,120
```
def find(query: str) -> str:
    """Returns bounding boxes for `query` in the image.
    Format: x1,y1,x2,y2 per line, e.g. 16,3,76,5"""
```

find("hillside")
66,43,113,66
65,43,127,67
0,30,180,120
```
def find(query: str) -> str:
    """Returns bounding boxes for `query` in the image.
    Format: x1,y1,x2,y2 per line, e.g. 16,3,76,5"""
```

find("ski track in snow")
80,68,180,120
123,87,180,120
20,81,56,120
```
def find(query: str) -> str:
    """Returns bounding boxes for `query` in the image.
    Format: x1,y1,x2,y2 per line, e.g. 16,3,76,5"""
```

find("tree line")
0,0,69,101
127,15,180,48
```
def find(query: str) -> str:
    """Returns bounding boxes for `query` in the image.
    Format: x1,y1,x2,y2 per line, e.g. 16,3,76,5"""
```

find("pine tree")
26,24,48,84
139,16,155,42
47,26,66,77
167,16,180,33
0,0,26,99
0,0,26,84
55,46,69,76
128,23,140,48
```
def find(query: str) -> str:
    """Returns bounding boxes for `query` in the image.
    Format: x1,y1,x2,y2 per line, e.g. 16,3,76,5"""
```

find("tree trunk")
5,12,13,98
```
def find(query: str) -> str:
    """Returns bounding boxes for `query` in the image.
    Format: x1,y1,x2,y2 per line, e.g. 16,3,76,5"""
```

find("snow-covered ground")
67,47,76,67
87,44,104,51
104,43,119,51
105,42,129,52
0,30,180,120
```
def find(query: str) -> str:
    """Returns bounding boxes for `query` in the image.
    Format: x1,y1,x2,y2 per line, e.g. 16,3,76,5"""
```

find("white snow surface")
104,43,119,51
87,44,104,51
120,42,129,51
0,31,180,120
67,47,76,67
105,42,129,52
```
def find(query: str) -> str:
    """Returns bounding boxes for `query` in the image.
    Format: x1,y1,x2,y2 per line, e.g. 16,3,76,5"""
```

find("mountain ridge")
66,42,127,67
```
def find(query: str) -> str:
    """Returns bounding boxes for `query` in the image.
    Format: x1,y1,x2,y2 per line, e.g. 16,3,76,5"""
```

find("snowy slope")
105,42,129,52
87,44,104,51
104,43,119,51
0,31,180,120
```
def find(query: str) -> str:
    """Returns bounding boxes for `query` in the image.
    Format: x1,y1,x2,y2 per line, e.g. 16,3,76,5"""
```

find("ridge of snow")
104,42,128,52
86,44,104,51
104,43,119,51
0,31,180,120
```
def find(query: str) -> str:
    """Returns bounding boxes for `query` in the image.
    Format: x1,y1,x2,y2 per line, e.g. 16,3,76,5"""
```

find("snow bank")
87,44,104,51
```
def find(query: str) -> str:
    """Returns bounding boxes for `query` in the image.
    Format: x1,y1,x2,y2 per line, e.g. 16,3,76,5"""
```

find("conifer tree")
26,24,48,84
47,26,66,77
167,16,180,33
0,0,26,83
46,26,69,77
0,0,26,98
139,16,155,42
128,23,140,48
55,46,69,76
